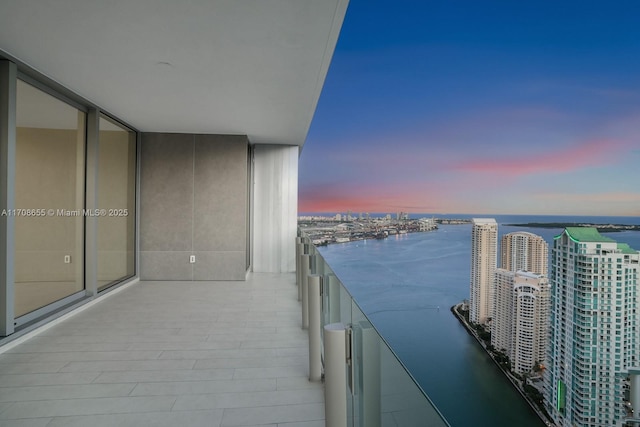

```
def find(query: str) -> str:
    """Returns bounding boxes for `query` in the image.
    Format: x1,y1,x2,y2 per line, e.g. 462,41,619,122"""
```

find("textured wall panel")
193,251,246,281
140,133,194,252
140,133,247,280
140,251,193,281
193,135,247,252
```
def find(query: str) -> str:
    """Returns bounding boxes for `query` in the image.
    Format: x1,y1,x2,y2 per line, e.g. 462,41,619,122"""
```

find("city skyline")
299,1,640,216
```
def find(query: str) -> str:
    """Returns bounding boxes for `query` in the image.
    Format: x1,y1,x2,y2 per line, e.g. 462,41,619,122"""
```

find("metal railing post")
295,237,304,301
308,274,322,381
301,254,311,329
324,323,348,427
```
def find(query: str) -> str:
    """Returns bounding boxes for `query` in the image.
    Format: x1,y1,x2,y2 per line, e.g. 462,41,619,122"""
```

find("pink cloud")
299,182,456,213
453,138,633,177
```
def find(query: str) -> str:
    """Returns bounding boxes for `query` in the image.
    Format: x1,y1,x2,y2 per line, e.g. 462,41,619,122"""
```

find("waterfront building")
418,218,437,231
469,218,498,324
492,269,550,374
544,228,640,427
501,231,548,275
491,231,550,374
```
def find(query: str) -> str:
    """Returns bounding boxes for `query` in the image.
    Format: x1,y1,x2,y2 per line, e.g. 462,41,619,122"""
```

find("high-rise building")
492,231,550,374
469,218,497,324
492,269,550,374
544,228,640,427
501,231,548,275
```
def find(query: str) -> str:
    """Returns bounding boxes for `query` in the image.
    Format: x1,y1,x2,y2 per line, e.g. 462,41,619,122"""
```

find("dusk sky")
299,1,640,216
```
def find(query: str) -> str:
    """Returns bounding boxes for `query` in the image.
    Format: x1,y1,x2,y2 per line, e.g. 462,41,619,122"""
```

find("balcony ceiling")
0,0,348,146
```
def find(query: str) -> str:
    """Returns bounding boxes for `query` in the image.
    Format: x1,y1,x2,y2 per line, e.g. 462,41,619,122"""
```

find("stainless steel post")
324,323,347,427
296,238,304,301
301,254,311,329
308,274,322,381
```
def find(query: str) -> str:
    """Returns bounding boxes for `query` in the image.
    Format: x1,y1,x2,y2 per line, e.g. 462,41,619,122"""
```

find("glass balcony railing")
298,232,450,427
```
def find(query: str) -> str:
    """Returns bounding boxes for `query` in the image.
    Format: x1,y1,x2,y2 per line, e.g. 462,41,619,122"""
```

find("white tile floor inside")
0,273,324,427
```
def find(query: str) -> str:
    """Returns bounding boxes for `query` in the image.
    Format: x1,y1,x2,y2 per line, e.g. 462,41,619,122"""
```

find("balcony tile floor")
0,273,324,427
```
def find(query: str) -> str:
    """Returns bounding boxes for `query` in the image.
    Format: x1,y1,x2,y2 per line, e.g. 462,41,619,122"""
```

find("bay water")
318,215,640,427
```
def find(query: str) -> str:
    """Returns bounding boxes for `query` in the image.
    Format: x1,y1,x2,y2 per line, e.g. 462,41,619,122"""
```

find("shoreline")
451,303,553,427
308,227,436,247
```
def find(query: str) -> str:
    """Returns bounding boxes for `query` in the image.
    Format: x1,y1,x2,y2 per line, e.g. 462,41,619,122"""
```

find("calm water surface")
318,216,640,427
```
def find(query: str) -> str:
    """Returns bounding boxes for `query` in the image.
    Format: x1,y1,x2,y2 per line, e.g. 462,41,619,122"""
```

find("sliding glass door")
14,80,86,318
97,116,136,291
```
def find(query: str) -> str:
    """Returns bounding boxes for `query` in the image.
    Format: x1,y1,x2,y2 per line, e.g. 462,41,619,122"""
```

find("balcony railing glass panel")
306,234,450,427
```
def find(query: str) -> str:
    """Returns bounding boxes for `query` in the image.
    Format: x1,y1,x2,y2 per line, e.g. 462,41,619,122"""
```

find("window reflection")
14,80,85,317
97,116,136,290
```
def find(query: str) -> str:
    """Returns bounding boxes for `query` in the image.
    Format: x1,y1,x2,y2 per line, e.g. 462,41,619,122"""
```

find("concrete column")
324,323,347,427
308,274,322,381
0,60,16,336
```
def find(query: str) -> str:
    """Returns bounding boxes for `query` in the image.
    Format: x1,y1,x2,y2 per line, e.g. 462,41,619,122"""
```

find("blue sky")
299,1,640,216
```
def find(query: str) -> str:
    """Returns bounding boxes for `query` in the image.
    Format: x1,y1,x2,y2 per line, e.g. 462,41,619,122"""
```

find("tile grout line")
0,278,140,356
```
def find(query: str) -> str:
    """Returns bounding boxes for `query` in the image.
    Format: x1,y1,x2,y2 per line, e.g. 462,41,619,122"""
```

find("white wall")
252,145,298,273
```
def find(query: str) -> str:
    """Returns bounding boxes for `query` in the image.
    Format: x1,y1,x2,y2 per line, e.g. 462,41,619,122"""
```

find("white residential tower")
469,218,498,325
501,231,548,275
492,269,550,374
491,231,550,374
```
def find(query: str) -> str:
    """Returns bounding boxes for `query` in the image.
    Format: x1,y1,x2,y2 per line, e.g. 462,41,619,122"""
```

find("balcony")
0,235,451,427
0,274,325,426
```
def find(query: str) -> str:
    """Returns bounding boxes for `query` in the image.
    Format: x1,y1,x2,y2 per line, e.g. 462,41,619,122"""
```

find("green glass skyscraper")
545,228,640,427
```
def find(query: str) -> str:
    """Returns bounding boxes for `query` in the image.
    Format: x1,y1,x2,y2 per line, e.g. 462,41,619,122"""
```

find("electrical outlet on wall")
189,255,196,264
64,255,71,264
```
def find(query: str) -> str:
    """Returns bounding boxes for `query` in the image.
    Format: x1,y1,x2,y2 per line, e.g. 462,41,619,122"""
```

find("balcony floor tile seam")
0,273,322,424
0,383,138,400
219,402,325,426
0,395,180,420
45,410,224,427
